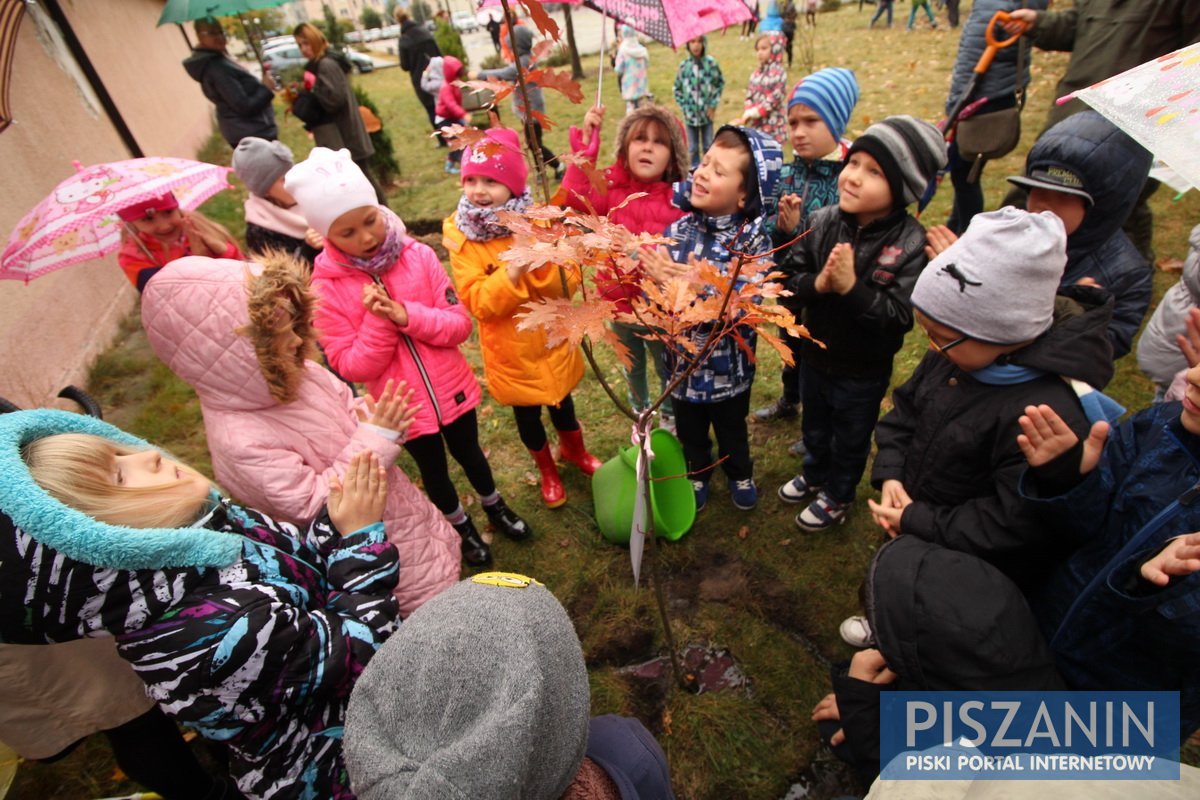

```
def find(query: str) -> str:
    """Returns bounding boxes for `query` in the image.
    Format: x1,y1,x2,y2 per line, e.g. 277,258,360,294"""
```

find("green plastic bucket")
592,428,696,545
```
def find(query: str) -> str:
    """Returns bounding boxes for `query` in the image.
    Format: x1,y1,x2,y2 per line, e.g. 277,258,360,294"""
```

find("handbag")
291,92,329,128
955,106,1021,162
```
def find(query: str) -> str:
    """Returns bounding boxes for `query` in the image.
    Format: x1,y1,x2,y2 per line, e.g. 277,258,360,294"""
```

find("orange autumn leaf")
526,68,584,104
519,0,560,40
515,296,612,350
530,109,556,131
437,123,490,153
530,38,556,65
457,78,513,105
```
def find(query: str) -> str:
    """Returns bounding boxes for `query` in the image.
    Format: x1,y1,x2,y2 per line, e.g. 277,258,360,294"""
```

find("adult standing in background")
1005,1,1200,263
183,17,277,146
486,14,502,54
292,23,386,203
396,7,444,145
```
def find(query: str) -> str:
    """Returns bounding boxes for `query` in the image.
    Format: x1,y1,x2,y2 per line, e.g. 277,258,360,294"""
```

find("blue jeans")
908,1,936,28
799,364,891,504
686,122,713,169
613,321,673,417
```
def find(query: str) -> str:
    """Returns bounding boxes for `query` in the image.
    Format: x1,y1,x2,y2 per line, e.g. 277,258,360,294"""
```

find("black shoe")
754,396,799,421
483,497,532,541
452,517,492,567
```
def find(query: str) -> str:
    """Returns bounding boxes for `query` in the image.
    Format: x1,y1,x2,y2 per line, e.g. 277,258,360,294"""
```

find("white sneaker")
839,615,873,648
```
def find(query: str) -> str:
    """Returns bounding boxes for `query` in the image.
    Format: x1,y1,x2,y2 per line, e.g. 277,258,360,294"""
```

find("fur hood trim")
0,410,242,570
613,104,689,186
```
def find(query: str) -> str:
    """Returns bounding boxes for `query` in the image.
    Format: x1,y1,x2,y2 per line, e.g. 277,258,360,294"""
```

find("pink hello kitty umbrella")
1,157,232,282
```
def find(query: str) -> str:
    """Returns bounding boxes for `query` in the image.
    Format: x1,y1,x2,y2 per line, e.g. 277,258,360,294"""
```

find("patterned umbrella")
583,0,752,49
1,158,233,282
157,0,291,26
1071,42,1200,192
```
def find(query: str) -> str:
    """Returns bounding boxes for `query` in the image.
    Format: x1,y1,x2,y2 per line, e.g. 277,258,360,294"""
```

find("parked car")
452,11,480,33
262,43,374,80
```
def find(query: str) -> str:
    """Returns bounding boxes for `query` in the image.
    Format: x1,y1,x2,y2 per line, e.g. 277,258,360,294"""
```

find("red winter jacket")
435,56,466,122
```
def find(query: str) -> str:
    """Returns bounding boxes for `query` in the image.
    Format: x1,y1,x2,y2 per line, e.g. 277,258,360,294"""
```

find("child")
435,55,468,174
232,136,323,267
1138,224,1200,399
559,102,688,423
286,147,530,568
475,14,558,176
907,0,938,30
614,25,651,115
869,0,894,29
141,253,461,617
673,36,725,169
867,208,1115,584
775,115,946,531
817,354,1200,774
756,67,860,425
640,125,784,512
1006,110,1153,360
0,409,398,799
116,192,241,292
443,127,603,508
735,33,789,148
345,574,675,800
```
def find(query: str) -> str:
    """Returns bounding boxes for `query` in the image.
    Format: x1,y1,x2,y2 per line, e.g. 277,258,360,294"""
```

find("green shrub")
479,52,506,70
433,19,467,68
539,44,572,68
355,85,400,184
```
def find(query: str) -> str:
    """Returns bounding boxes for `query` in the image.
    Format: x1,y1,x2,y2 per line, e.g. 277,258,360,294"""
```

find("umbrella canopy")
157,0,290,26
1,158,233,282
1072,42,1200,192
583,0,751,49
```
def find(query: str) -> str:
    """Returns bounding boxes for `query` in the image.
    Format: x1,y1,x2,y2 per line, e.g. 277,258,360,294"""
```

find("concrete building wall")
0,0,213,409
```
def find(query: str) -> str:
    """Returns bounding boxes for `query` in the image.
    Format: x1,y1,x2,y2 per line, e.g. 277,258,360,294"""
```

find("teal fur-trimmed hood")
0,410,243,570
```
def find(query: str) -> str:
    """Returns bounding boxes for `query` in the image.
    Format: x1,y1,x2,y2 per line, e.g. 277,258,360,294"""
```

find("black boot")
483,497,532,541
452,517,492,567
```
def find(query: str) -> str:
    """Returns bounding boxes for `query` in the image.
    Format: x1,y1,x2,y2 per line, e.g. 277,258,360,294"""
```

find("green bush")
539,44,572,68
479,52,506,70
355,85,400,184
433,19,467,68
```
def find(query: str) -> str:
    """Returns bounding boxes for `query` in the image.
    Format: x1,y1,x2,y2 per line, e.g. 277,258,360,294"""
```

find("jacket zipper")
372,275,443,426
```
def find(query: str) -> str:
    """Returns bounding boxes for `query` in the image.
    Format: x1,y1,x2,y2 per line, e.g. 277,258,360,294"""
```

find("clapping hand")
815,242,855,295
923,224,958,260
359,379,419,438
1017,404,1108,475
363,283,408,326
640,245,689,282
1141,532,1200,587
776,194,802,235
867,479,913,538
327,451,388,536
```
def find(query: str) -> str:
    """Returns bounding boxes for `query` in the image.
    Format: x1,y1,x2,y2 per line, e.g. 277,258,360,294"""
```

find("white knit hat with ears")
283,147,378,237
911,207,1068,345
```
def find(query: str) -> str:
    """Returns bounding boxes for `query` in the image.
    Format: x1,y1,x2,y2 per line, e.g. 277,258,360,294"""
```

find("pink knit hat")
461,127,528,199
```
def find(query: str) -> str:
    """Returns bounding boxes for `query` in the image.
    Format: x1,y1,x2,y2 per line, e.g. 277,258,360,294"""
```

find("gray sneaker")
754,397,799,421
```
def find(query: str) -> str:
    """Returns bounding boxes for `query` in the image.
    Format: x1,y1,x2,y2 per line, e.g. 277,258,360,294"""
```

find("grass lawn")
12,3,1200,798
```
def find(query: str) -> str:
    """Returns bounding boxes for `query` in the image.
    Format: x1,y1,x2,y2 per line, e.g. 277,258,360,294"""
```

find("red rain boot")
557,427,603,476
529,445,567,508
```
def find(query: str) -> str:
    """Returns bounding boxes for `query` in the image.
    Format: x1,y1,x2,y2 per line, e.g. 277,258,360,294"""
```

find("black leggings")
512,394,580,451
403,409,496,514
105,706,238,800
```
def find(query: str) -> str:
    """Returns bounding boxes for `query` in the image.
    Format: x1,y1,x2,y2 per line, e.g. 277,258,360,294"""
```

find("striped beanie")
787,67,860,142
847,115,947,209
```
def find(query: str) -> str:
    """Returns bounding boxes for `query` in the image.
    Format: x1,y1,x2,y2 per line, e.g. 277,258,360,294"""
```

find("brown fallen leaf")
662,707,673,736
780,538,792,547
559,538,571,548
737,525,750,540
1157,257,1185,272
524,471,540,486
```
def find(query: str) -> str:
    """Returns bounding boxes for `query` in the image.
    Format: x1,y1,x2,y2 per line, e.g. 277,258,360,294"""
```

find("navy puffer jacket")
944,0,1049,115
1022,110,1152,359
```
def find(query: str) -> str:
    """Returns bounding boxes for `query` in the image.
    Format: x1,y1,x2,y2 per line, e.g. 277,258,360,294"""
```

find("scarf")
323,206,408,276
969,362,1046,385
244,193,310,240
454,189,533,242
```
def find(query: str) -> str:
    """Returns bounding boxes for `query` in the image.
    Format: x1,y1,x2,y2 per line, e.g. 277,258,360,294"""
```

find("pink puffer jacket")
141,256,459,617
311,238,482,440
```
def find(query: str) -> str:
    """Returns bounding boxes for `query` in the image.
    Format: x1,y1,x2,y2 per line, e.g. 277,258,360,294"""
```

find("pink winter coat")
435,55,466,122
141,255,460,617
311,236,482,440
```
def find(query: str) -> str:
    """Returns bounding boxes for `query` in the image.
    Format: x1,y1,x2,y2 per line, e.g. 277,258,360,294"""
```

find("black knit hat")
847,115,947,209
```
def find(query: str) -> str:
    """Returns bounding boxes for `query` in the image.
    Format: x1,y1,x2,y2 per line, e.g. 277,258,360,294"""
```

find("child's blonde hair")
22,434,212,529
239,251,321,404
120,208,237,265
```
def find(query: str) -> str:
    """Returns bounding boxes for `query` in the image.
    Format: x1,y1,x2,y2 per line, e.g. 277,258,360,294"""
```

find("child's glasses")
922,327,969,355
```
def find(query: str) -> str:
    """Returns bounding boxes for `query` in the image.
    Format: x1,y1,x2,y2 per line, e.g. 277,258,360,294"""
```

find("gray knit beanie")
847,115,947,208
343,574,591,800
911,207,1067,345
232,137,294,197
